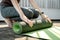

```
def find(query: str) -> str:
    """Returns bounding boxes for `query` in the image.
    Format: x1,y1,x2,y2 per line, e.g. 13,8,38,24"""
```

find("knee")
33,11,39,18
31,9,39,19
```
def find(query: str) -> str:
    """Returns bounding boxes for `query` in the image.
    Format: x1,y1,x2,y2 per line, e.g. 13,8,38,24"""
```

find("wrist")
39,12,44,15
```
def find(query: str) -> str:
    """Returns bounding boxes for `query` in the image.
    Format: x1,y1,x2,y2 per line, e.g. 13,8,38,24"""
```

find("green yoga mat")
25,26,60,40
12,20,53,34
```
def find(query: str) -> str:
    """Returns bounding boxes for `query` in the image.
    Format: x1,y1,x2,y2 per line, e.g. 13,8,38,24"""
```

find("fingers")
29,23,33,27
41,14,52,23
46,18,52,23
45,16,52,23
27,20,33,27
30,21,33,27
44,15,52,23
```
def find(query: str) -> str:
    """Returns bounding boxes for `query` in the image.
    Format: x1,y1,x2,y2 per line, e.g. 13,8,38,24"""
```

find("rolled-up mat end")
13,22,22,34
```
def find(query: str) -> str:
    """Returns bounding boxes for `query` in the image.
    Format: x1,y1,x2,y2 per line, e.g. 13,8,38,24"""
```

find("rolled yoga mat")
12,20,53,34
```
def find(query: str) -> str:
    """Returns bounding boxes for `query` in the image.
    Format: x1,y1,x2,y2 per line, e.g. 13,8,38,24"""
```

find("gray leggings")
1,6,39,21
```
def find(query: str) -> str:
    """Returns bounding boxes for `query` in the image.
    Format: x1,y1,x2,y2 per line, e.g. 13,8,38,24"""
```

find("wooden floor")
53,21,60,27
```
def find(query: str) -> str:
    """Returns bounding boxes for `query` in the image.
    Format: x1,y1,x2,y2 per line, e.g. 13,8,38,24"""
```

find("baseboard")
0,19,60,22
0,20,5,22
51,19,60,21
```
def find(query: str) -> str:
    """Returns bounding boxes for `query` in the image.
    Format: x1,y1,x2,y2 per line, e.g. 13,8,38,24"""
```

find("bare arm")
11,0,30,23
11,0,33,27
29,0,52,23
29,0,41,13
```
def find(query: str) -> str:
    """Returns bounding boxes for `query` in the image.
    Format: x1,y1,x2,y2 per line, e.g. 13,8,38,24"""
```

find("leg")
30,9,39,19
1,6,34,27
4,18,13,28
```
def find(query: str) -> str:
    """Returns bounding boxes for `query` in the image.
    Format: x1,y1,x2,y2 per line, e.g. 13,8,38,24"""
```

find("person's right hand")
27,20,34,27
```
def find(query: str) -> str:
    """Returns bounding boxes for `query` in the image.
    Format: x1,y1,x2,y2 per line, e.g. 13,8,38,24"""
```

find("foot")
8,20,17,28
8,23,13,28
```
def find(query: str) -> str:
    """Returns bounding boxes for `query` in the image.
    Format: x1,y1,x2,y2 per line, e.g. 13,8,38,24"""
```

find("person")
1,0,52,28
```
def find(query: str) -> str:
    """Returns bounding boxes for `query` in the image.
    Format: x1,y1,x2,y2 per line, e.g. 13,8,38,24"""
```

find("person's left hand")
41,14,52,23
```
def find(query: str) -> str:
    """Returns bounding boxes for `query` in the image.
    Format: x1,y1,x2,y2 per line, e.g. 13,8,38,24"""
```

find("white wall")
20,0,60,9
0,0,60,20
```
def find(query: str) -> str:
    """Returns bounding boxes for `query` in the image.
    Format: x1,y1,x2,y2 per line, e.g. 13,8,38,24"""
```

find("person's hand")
41,14,52,23
27,20,34,27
